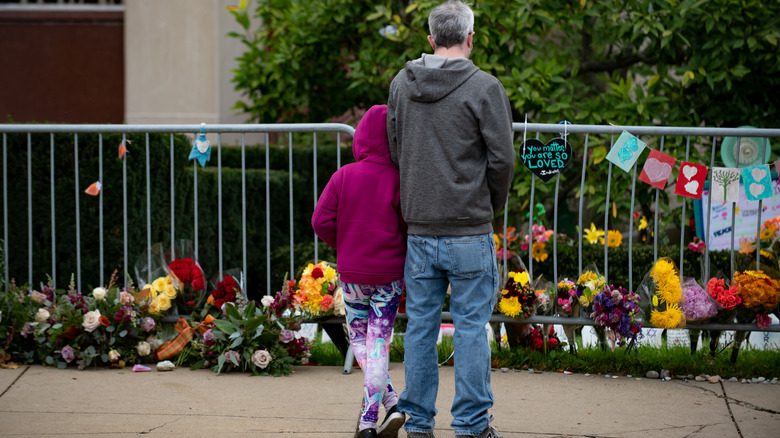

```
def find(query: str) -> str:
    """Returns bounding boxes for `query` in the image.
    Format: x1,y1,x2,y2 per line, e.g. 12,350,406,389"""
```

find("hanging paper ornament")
639,149,676,189
674,161,707,199
720,126,771,168
606,130,646,172
519,137,572,183
742,165,772,201
85,182,101,196
188,123,211,167
710,167,741,203
118,140,129,160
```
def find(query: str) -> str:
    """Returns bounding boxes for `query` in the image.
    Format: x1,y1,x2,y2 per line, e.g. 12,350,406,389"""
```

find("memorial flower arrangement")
682,277,719,321
576,269,606,308
732,270,780,329
1,272,162,369
207,274,242,309
589,285,642,351
144,275,179,316
637,257,686,329
556,279,578,316
167,257,207,314
527,325,562,353
292,261,344,317
497,270,536,320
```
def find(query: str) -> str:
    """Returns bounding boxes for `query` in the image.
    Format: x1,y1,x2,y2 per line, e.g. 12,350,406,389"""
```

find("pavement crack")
720,380,744,438
139,416,183,434
0,365,29,399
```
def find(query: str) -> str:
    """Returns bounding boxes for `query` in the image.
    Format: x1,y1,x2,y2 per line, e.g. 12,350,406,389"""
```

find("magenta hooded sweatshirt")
311,105,407,285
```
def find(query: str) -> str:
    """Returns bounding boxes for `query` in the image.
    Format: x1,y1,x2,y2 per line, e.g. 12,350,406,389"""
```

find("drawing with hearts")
606,130,647,172
639,149,676,189
742,164,773,201
674,161,707,199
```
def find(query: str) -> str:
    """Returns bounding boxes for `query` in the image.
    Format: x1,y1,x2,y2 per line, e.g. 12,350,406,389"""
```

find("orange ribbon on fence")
156,317,194,361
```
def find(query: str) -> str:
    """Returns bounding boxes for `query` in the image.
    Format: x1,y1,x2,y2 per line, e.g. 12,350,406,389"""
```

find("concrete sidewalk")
1,363,778,437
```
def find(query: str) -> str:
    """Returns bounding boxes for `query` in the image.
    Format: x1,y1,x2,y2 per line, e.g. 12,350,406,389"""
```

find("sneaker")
356,428,378,438
455,417,503,438
407,433,436,438
376,405,405,438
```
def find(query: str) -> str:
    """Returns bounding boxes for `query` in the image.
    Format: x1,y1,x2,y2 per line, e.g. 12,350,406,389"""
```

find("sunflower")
584,223,604,245
532,242,548,262
605,230,622,247
760,223,776,240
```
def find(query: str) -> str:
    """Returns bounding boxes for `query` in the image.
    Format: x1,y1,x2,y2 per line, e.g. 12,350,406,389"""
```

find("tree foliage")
228,0,780,231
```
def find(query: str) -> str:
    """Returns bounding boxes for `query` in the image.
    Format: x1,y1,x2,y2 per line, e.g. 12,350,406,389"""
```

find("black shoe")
356,428,378,438
377,405,405,438
407,433,436,438
455,416,503,438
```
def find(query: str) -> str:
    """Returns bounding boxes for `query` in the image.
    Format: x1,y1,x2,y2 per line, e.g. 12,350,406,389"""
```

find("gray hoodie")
388,54,515,236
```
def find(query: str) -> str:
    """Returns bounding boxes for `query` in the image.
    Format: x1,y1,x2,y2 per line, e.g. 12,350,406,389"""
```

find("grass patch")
312,334,780,379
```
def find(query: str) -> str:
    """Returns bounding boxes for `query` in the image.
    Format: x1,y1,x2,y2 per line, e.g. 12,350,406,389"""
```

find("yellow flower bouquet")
292,261,344,318
637,257,686,329
576,264,606,309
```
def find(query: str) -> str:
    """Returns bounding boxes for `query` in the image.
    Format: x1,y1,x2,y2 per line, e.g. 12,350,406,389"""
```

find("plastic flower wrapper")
292,261,342,318
576,263,606,310
636,257,686,329
682,277,719,322
732,270,780,329
133,243,179,316
162,239,208,315
207,268,246,315
532,275,554,316
589,284,642,352
556,277,579,317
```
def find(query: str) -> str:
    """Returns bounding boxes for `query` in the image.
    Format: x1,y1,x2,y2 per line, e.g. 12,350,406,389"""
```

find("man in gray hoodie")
387,1,515,437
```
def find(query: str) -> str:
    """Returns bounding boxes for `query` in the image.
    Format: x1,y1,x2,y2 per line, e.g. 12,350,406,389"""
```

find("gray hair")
428,1,474,48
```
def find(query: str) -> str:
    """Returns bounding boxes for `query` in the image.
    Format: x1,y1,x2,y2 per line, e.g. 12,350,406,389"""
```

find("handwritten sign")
519,138,572,183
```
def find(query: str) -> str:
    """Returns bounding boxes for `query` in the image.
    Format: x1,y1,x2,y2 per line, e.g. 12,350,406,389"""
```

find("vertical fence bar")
755,137,768,270
170,133,175,257
99,134,104,286
265,132,271,295
553,171,560,293
241,133,248,290
628,157,638,292
528,132,539,281
313,132,319,263
289,132,294,277
145,133,151,278
603,135,614,285
28,133,33,287
122,133,128,287
74,133,81,292
3,134,8,291
679,136,691,279
730,138,741,275
578,134,589,278
337,132,341,169
653,136,665,262
218,133,223,278
50,134,56,286
704,136,717,282
193,159,198,260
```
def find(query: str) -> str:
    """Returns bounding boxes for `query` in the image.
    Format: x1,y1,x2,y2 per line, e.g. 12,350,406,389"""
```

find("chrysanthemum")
650,259,675,284
498,296,523,318
649,303,685,329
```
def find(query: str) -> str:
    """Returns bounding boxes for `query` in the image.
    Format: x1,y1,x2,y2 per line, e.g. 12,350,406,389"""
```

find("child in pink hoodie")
312,105,406,438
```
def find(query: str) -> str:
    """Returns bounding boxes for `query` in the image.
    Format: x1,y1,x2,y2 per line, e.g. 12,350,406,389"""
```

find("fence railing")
2,122,780,332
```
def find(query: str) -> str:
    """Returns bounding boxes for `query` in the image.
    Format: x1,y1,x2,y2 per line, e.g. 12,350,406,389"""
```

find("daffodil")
584,223,604,245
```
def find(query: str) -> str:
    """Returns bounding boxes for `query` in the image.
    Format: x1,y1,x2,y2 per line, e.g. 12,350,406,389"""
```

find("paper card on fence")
742,164,773,201
710,167,741,203
639,148,676,189
774,159,780,179
606,130,647,172
674,161,707,199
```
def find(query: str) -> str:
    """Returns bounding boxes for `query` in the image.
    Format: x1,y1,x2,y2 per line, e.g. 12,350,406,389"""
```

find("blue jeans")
398,233,498,436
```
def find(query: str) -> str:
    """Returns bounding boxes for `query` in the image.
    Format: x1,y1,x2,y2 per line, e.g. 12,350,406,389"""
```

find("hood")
352,104,391,164
403,53,479,103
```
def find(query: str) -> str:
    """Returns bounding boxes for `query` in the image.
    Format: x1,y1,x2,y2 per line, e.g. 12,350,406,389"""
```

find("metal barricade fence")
2,122,780,333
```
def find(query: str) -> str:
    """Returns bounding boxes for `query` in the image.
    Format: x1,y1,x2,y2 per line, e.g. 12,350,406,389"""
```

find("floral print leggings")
343,280,403,426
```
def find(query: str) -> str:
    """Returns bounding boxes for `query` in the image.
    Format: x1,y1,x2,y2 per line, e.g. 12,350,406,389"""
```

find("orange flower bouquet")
732,270,780,328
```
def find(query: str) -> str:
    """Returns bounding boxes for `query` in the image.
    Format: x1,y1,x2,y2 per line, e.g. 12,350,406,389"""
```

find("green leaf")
217,354,226,374
213,319,238,334
229,336,244,349
106,325,115,332
245,315,267,336
225,303,242,321
119,330,128,338
730,64,751,78
45,356,54,365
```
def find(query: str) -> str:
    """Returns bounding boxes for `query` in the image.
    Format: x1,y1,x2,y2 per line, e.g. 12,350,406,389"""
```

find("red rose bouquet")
208,272,243,310
168,257,207,314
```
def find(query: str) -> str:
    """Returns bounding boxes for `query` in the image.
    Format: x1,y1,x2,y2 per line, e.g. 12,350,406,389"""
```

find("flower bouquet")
163,240,207,316
576,264,606,311
291,261,344,318
732,270,780,329
532,275,554,316
589,285,642,352
207,269,246,313
134,243,179,317
682,277,719,322
636,257,686,329
497,269,536,320
555,277,580,353
703,271,740,361
527,325,563,353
